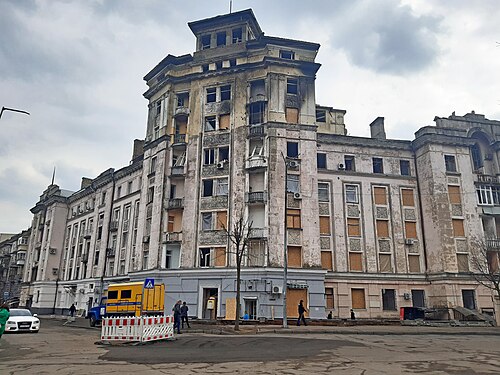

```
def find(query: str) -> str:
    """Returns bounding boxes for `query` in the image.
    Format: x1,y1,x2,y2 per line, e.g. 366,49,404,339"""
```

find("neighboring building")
0,230,30,305
17,10,497,321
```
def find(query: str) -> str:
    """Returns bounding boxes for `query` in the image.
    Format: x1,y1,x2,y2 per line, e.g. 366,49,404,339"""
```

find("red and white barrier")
101,315,174,343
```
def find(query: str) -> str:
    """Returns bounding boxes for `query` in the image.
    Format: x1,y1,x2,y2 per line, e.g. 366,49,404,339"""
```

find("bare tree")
220,211,253,331
470,242,500,300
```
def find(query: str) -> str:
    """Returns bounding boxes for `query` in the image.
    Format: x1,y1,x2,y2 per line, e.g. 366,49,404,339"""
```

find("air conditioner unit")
79,288,85,294
404,239,414,245
403,292,411,300
52,268,58,275
216,162,224,169
338,163,345,170
288,160,299,169
293,192,302,200
272,285,282,294
49,248,57,255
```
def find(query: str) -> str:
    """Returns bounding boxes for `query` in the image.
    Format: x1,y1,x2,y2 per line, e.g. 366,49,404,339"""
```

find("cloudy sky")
1,0,499,233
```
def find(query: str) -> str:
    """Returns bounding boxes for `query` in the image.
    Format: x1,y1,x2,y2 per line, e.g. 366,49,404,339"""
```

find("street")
1,318,500,374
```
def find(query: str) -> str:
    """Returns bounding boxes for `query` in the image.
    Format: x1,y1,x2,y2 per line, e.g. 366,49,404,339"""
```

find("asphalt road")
1,318,500,374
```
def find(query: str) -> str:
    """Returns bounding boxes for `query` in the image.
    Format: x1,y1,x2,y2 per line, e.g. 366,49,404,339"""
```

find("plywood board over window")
405,221,417,239
325,288,334,309
351,288,366,309
216,211,227,230
408,255,420,273
401,189,415,207
320,216,331,235
373,187,387,205
219,114,230,130
285,107,299,124
376,220,389,238
321,251,333,270
457,253,469,272
448,185,461,204
347,218,361,236
349,252,363,271
452,219,465,237
214,247,226,267
286,288,308,318
379,253,392,272
288,246,302,268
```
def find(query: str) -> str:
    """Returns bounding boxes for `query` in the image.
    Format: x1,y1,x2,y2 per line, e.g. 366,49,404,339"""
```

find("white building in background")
18,10,498,321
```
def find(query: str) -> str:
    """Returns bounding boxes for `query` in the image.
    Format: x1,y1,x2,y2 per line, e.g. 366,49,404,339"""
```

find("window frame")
399,160,411,176
206,87,217,103
372,157,384,174
317,153,327,169
286,78,298,95
345,184,359,204
445,155,457,173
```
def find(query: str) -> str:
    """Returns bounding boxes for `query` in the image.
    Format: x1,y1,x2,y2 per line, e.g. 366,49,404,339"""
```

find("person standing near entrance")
0,303,10,339
297,300,307,326
69,303,77,317
172,300,182,334
180,301,190,329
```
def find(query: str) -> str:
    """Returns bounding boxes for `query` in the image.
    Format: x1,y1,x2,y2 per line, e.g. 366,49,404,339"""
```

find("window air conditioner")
49,248,57,255
79,288,86,294
272,285,282,294
216,162,224,169
293,192,302,200
288,160,299,169
338,163,345,170
404,239,414,245
403,293,411,300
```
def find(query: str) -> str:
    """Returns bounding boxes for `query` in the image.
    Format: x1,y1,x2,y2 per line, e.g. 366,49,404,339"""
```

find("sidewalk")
40,315,500,336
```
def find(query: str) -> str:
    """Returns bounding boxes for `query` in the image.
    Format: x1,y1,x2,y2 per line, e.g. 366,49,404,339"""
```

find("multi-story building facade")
16,10,497,321
0,230,30,305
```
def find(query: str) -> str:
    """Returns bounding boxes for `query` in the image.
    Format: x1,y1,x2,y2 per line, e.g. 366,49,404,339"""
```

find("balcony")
170,166,186,177
16,259,25,266
477,174,500,184
249,228,268,239
167,198,184,210
174,107,190,118
109,220,119,232
83,229,92,239
164,232,183,243
246,191,267,204
248,125,265,138
245,156,267,170
171,134,187,145
486,238,500,250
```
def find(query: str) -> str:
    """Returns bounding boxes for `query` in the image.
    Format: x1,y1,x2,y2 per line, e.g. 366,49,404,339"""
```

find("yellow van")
105,282,165,317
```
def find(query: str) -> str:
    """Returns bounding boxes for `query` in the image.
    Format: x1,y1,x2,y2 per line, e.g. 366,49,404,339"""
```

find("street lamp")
281,152,288,328
0,106,30,119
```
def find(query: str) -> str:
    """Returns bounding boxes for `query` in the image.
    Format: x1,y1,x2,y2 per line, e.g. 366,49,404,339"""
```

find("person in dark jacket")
180,301,190,328
297,300,307,326
69,303,77,317
172,300,182,334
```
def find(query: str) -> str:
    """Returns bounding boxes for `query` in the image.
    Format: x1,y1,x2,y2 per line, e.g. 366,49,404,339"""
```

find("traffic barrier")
101,315,174,343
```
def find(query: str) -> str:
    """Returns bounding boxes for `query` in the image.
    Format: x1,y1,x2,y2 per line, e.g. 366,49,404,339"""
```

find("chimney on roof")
369,117,386,140
132,139,144,160
81,177,92,190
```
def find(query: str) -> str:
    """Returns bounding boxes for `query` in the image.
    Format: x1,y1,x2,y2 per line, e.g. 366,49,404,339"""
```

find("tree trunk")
235,259,241,331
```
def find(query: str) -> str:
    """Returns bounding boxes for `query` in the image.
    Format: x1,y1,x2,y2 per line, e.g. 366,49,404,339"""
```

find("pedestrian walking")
350,309,356,320
172,300,182,334
296,300,307,326
180,301,190,328
0,303,10,339
69,303,77,317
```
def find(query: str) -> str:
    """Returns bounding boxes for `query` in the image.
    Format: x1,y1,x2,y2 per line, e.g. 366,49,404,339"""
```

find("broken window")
317,153,327,169
201,34,211,49
280,50,295,60
206,87,216,103
373,157,384,174
286,78,298,95
216,31,226,46
199,248,211,267
204,148,215,165
219,147,229,162
219,114,230,129
202,179,213,197
204,116,216,132
220,85,231,101
177,92,189,107
286,209,301,229
232,28,242,43
316,109,326,122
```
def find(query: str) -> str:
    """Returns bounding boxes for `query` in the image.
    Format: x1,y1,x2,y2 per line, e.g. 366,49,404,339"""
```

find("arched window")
471,143,483,170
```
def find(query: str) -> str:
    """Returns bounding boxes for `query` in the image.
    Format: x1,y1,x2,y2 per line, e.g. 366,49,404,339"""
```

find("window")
155,100,161,117
462,290,476,310
286,78,298,95
457,253,469,272
287,142,299,158
408,255,420,273
214,247,226,267
127,181,133,194
215,61,222,70
177,92,188,107
216,178,228,196
448,185,461,204
229,58,236,67
220,85,231,101
206,87,216,103
471,144,482,170
351,288,366,309
317,153,327,169
320,217,331,235
379,254,392,272
345,185,359,204
325,288,334,309
280,50,294,59
347,218,360,236
116,186,122,198
249,102,265,125
204,148,215,165
400,160,410,176
286,174,299,193
216,31,226,46
199,248,211,267
202,64,209,72
382,289,396,310
285,107,299,124
287,246,302,268
201,34,211,49
445,155,457,172
318,183,330,202
203,179,214,197
373,187,387,205
150,156,157,174
376,220,389,238
101,191,107,205
316,109,326,122
344,155,355,171
202,213,213,231
405,221,417,239
216,211,227,230
108,290,118,299
204,116,216,131
287,209,301,229
452,219,465,237
232,28,242,43
219,147,229,162
372,157,384,173
401,189,415,207
477,185,500,205
121,290,132,299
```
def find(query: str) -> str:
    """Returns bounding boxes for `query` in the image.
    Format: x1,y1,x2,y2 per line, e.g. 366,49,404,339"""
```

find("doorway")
202,288,218,320
462,290,477,310
244,298,257,320
411,290,425,308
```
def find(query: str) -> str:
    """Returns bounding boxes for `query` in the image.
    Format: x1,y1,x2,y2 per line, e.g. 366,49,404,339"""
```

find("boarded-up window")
287,209,301,229
325,287,334,309
408,255,420,273
214,247,226,267
379,254,392,272
487,251,499,273
175,118,187,134
376,220,389,238
320,216,331,235
216,211,227,230
452,219,465,237
167,215,175,232
405,221,417,239
321,251,333,270
219,114,230,130
286,288,307,318
349,252,363,271
448,185,461,204
285,107,299,124
457,253,469,272
347,218,361,236
402,189,415,207
374,187,387,205
351,288,366,309
288,246,302,268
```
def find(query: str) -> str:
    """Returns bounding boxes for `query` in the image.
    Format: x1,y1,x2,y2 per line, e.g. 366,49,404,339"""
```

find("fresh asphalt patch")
100,335,366,364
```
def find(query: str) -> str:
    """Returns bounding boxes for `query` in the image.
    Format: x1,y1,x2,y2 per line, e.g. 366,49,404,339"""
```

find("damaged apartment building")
17,9,498,322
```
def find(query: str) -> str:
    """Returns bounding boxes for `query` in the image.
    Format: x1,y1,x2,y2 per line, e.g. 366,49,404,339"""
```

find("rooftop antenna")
51,166,56,185
229,0,232,13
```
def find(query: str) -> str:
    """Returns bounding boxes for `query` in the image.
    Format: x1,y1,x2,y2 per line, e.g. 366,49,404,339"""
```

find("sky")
1,0,499,233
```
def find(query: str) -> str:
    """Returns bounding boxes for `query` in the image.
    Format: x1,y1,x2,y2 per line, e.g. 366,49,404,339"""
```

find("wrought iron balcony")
167,198,184,210
248,228,267,239
171,134,187,145
164,232,183,243
246,191,267,204
248,125,265,137
486,238,500,250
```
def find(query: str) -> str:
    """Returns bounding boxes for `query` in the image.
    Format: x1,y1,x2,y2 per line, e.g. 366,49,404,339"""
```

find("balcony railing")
477,174,500,184
245,156,267,170
171,166,185,176
174,107,190,117
486,238,500,250
167,198,184,209
164,232,183,243
171,134,187,145
248,125,265,137
246,191,267,204
248,228,267,239
83,229,92,239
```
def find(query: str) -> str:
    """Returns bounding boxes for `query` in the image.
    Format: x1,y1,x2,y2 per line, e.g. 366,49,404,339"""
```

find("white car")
5,308,40,333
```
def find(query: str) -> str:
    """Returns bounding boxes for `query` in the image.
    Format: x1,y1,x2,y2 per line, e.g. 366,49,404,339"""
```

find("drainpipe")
414,151,429,275
100,172,116,301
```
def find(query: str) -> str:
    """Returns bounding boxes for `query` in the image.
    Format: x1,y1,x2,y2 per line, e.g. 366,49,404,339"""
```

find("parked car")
5,309,40,333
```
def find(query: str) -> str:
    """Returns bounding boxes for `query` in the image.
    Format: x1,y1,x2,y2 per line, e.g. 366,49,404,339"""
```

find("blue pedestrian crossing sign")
144,278,155,289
